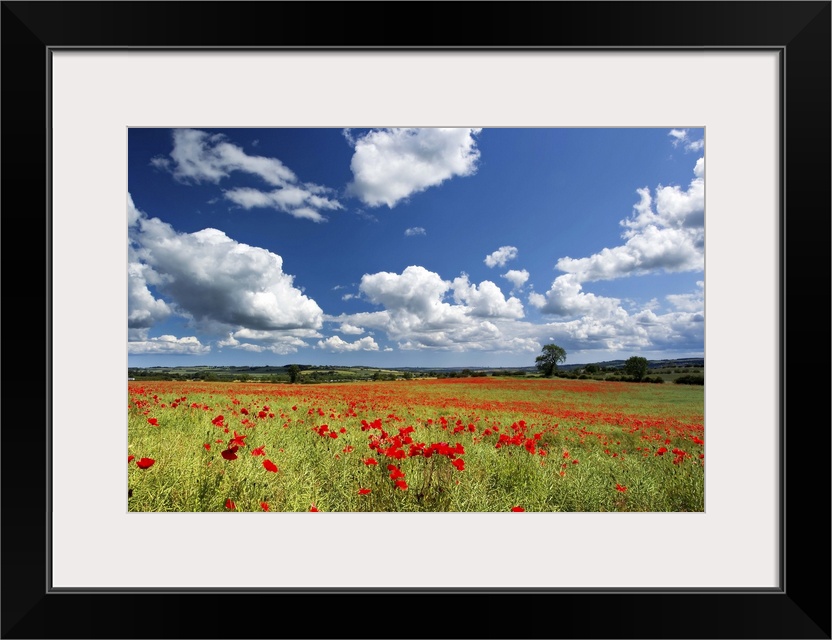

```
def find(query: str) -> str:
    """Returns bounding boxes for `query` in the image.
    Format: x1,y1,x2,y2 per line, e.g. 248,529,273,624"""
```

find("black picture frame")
2,2,829,638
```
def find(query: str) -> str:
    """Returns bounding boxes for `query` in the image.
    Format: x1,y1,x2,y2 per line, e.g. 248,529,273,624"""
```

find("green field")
128,376,704,512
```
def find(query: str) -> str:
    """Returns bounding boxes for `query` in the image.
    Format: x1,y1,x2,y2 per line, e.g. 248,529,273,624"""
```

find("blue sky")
128,127,704,368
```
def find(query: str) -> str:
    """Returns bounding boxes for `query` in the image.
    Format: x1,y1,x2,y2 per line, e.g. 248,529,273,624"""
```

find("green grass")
128,377,704,512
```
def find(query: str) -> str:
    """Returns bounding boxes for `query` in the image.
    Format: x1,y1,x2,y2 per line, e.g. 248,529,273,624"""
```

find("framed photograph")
3,1,829,638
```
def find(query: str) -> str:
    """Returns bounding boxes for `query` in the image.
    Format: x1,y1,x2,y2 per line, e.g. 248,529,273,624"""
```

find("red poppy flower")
395,480,408,490
260,502,269,511
263,459,278,473
228,431,247,448
616,484,627,492
225,498,236,510
251,445,266,456
358,488,371,495
147,418,158,426
309,505,319,512
451,458,465,471
363,458,378,466
656,447,668,456
511,506,525,512
128,455,135,463
203,443,211,451
136,457,155,469
221,449,238,461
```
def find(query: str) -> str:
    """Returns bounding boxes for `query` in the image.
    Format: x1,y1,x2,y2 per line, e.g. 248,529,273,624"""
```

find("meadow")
127,377,704,512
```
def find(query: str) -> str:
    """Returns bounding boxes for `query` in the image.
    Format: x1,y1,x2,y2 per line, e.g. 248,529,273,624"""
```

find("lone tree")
287,364,301,384
623,356,649,381
535,344,567,377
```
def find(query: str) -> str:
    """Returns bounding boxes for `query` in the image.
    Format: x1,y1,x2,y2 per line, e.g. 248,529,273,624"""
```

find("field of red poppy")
127,377,704,512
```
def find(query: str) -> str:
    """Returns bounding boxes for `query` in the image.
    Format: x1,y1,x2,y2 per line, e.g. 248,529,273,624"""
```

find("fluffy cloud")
666,281,704,313
337,323,365,335
316,336,380,352
224,188,341,223
484,246,518,268
128,335,210,355
333,265,531,352
152,129,342,222
360,266,453,319
128,194,324,352
152,129,295,185
527,159,705,354
217,330,315,355
128,195,172,330
451,275,524,319
404,227,426,237
528,274,624,319
347,128,481,208
555,226,702,282
668,128,704,153
551,159,704,285
128,260,171,329
501,269,529,291
524,293,704,357
334,263,704,357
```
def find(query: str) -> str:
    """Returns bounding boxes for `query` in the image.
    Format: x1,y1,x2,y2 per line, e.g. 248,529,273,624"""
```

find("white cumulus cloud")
316,336,380,352
128,335,210,355
668,128,704,153
128,193,324,353
484,246,518,268
128,194,172,331
451,274,524,319
552,159,704,286
404,227,426,237
528,273,625,319
333,265,532,353
347,128,481,208
527,159,706,355
501,269,529,291
152,129,342,222
337,323,365,335
666,281,704,313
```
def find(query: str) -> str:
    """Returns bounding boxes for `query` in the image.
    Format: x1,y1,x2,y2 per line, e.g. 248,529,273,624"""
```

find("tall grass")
128,378,704,512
